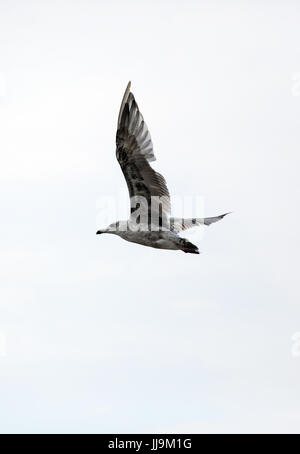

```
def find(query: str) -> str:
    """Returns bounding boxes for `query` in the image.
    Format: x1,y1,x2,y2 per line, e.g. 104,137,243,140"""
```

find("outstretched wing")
116,82,170,229
170,213,230,232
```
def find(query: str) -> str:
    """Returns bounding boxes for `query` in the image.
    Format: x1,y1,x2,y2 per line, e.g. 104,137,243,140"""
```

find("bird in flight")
96,82,229,254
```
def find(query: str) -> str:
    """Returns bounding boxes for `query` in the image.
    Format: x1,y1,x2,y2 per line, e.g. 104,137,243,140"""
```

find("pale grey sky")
1,0,300,434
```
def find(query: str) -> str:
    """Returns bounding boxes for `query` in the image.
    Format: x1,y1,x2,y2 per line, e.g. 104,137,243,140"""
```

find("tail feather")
171,212,231,232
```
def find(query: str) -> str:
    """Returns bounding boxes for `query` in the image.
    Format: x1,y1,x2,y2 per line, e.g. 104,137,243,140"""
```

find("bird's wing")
116,82,170,229
170,213,230,232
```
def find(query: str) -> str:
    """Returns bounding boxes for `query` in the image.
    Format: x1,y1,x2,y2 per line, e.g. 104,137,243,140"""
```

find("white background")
1,0,300,433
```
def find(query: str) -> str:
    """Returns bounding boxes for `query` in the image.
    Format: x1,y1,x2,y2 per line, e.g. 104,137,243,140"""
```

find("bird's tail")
171,212,231,232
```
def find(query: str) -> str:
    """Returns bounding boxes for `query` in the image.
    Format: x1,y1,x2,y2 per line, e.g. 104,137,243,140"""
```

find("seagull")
96,82,229,254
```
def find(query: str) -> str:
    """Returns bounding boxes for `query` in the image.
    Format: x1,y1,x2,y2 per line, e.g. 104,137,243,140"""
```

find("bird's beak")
96,230,103,234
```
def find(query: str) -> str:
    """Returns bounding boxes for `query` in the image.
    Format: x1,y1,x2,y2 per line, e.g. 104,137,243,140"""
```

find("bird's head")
96,221,126,235
96,229,106,235
96,224,114,235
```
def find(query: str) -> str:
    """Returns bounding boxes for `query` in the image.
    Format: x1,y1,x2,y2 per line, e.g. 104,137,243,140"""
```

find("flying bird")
96,82,229,254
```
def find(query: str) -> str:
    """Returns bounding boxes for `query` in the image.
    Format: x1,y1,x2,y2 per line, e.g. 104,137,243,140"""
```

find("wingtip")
125,81,131,94
118,81,132,128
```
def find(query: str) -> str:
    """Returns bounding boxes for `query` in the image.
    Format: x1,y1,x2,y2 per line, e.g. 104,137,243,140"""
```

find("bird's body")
104,226,199,253
97,82,229,254
113,230,180,250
